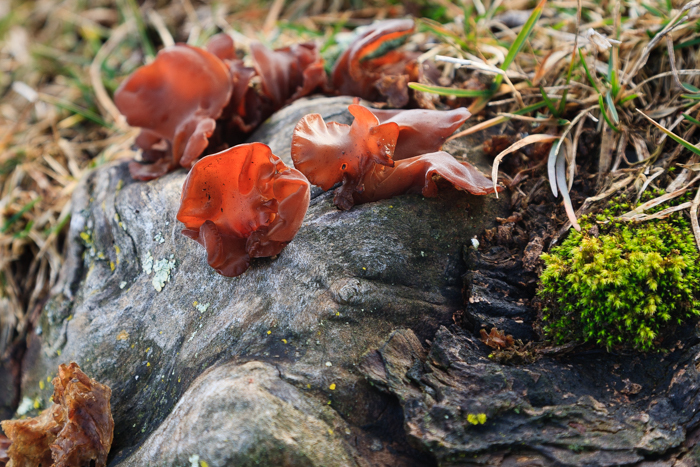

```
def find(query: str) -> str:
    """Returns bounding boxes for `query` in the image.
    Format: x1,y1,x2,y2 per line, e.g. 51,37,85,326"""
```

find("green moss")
539,192,700,351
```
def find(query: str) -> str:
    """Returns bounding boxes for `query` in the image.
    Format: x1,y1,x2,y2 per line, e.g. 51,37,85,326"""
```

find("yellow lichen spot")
362,267,366,270
193,301,198,307
115,245,121,255
66,315,73,321
389,205,393,208
200,461,209,467
79,232,90,242
146,347,151,353
39,381,45,390
146,362,150,367
159,331,162,334
110,261,115,271
467,413,487,425
33,399,41,410
307,384,311,389
46,376,51,383
329,383,336,390
56,350,61,356
282,339,288,344
117,330,129,340
178,377,181,383
328,429,333,435
116,179,124,191
267,330,271,335
327,401,331,405
49,396,53,403
131,344,135,348
336,312,340,316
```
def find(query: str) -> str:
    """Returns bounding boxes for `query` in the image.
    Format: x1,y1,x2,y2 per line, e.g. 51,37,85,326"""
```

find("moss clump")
539,193,700,351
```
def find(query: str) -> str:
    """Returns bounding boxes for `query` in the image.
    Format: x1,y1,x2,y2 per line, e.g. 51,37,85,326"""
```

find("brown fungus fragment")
480,328,515,349
177,143,310,277
1,362,114,467
331,19,417,108
114,44,233,180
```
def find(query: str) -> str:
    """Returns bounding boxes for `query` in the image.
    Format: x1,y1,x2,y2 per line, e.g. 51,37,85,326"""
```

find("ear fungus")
292,104,500,210
114,44,233,180
177,143,310,277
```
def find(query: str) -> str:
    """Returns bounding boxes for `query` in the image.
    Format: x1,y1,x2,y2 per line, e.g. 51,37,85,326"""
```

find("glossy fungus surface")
291,104,399,209
1,363,114,467
331,19,417,107
115,44,232,180
355,150,498,205
372,107,471,159
292,104,498,209
177,143,310,277
251,42,327,109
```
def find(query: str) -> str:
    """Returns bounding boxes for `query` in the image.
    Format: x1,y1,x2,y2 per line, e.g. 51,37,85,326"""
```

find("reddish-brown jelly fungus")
291,104,499,210
177,143,310,277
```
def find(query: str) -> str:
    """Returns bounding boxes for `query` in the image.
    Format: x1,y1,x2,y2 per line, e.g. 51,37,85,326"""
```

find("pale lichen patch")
152,257,176,292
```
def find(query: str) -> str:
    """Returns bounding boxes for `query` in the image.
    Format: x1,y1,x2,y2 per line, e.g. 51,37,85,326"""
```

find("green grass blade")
515,100,549,115
579,49,600,93
638,109,700,156
682,83,700,93
408,82,492,97
418,19,470,50
605,90,620,124
598,95,620,132
540,86,559,117
620,93,638,104
120,0,155,58
45,97,112,129
641,3,666,17
2,197,41,233
682,113,700,126
674,38,700,49
494,0,547,88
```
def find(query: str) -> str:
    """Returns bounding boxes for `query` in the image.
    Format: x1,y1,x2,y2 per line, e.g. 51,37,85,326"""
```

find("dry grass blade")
90,21,133,130
623,201,693,222
665,36,685,90
626,0,700,81
692,186,700,252
636,168,665,203
491,134,560,197
555,140,581,231
618,184,696,220
637,110,700,157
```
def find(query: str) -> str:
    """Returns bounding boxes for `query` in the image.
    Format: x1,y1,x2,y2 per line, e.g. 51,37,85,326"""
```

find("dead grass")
1,0,699,360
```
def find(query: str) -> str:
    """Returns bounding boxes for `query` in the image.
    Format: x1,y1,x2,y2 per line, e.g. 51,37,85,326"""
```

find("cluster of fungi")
115,19,502,277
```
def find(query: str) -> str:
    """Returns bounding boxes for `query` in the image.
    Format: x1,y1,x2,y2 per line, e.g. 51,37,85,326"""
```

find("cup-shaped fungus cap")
177,143,310,277
250,42,327,109
371,107,471,160
292,104,499,210
291,104,399,209
331,19,417,107
115,44,233,180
